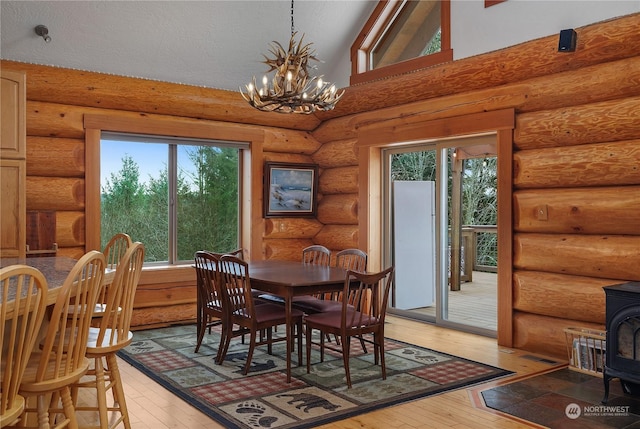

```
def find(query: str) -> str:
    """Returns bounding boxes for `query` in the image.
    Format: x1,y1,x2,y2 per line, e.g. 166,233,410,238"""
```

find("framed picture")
264,162,319,217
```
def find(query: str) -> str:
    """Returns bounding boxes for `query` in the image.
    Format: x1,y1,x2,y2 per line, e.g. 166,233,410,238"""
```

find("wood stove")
602,282,640,403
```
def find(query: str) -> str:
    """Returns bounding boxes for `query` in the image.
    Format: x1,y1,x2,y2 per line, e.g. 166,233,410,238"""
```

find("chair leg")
107,354,131,429
215,322,229,364
94,357,109,429
297,319,303,367
243,331,258,375
306,325,313,374
217,324,232,365
341,335,352,389
194,316,207,353
377,333,387,380
59,386,78,429
36,394,52,429
359,335,368,354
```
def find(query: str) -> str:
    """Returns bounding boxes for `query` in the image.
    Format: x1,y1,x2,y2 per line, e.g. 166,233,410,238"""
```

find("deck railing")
465,225,497,273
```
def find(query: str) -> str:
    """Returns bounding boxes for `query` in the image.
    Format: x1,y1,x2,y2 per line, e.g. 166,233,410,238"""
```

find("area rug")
480,368,640,429
118,324,513,429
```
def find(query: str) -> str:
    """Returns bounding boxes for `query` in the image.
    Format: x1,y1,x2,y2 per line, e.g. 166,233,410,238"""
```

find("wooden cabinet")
1,70,26,258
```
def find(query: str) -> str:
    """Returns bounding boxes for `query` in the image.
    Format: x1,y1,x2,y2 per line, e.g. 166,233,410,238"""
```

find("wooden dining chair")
305,266,394,388
290,247,368,315
317,248,369,348
72,242,144,429
222,248,266,302
302,245,331,266
217,255,304,375
0,266,48,428
335,248,367,272
103,233,133,271
67,233,132,323
15,250,105,429
95,233,133,316
193,251,225,356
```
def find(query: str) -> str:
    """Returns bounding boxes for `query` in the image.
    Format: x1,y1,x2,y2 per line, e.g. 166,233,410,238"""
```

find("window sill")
350,49,453,86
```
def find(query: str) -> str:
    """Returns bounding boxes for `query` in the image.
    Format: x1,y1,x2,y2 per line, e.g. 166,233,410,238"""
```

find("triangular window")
351,0,452,85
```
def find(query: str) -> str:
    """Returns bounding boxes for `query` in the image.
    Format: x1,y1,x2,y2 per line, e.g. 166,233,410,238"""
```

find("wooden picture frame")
264,162,318,217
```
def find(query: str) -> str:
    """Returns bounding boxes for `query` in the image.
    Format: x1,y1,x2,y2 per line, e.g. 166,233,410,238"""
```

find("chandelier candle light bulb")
239,0,343,114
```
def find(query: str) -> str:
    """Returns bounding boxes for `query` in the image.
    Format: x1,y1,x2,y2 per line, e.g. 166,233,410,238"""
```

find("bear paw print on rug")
236,401,278,428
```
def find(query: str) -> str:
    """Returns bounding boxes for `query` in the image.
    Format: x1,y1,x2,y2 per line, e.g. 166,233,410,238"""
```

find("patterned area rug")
118,324,513,429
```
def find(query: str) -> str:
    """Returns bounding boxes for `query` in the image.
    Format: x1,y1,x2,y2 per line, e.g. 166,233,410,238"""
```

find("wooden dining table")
1,256,79,306
0,255,115,306
247,260,350,382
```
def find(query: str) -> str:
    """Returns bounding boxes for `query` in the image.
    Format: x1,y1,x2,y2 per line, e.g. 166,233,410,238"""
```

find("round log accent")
513,270,611,323
514,139,640,189
27,100,90,139
263,238,313,261
55,246,85,259
130,303,196,329
26,176,84,211
313,139,359,168
264,218,323,239
314,225,358,250
317,193,358,225
513,311,604,360
514,233,640,281
263,130,321,154
514,186,640,234
318,167,359,194
56,211,85,247
263,152,314,164
514,96,640,150
27,136,85,177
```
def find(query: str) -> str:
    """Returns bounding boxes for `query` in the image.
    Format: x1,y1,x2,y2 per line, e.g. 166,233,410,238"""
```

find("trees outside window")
390,151,497,269
101,136,241,263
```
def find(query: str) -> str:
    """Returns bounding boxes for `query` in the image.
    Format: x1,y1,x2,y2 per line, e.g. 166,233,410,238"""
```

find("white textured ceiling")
1,0,377,92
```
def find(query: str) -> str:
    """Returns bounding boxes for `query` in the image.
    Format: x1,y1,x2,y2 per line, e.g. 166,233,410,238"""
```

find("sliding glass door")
383,135,498,336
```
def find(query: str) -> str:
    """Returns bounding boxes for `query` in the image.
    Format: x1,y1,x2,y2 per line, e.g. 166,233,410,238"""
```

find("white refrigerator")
392,181,436,309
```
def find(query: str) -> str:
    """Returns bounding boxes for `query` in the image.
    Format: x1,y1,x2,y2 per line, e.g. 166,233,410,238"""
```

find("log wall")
1,69,331,328
310,13,640,359
2,13,639,355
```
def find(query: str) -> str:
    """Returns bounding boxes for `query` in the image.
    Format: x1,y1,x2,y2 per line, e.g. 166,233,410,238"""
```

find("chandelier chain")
291,0,295,36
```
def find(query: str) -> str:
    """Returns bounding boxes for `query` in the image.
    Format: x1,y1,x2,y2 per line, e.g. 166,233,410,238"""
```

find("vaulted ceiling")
0,1,377,93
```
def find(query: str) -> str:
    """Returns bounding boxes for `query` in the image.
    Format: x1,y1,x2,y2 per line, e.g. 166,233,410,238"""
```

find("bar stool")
72,242,144,429
0,265,48,427
14,251,105,429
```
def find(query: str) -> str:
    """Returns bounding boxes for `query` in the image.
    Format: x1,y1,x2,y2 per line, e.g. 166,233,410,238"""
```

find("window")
100,133,245,264
351,0,451,85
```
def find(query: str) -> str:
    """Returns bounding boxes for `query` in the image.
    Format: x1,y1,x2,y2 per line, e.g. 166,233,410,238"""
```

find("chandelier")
240,0,344,114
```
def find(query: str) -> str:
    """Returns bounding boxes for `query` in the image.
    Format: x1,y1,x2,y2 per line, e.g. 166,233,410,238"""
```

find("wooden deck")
411,271,498,331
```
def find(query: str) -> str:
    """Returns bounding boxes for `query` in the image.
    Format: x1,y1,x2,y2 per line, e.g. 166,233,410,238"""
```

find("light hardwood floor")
81,316,565,429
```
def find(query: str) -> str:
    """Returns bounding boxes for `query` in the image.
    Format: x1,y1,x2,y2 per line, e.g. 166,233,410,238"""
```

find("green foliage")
179,146,238,260
461,158,497,266
390,151,497,268
101,145,239,263
101,155,147,249
391,151,437,181
423,28,442,55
